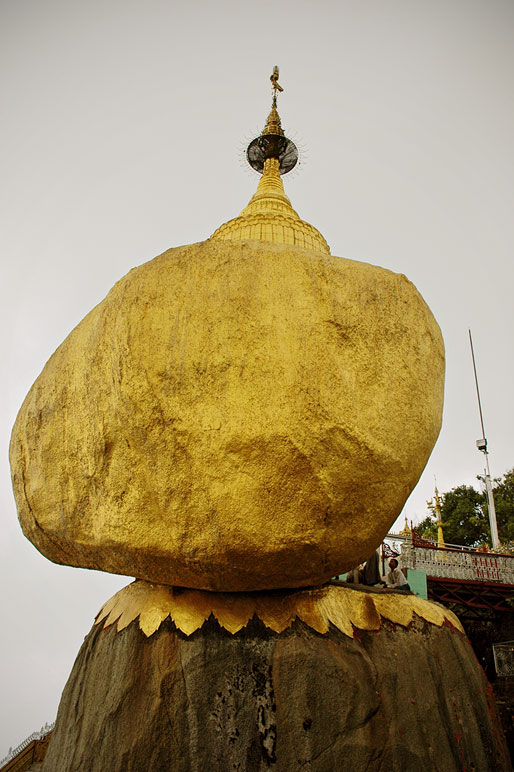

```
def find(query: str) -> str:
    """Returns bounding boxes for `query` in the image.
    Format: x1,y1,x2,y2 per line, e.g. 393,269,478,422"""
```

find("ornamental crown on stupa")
9,68,444,592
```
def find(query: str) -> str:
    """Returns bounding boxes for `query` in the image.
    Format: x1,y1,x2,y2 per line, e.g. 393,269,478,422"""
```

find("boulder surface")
10,239,444,590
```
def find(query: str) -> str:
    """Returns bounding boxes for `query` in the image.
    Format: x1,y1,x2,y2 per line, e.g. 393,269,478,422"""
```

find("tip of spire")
270,65,284,95
246,67,298,176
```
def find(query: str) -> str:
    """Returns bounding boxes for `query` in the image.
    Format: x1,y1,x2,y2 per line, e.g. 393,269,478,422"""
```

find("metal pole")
469,329,487,440
483,455,499,550
469,329,499,549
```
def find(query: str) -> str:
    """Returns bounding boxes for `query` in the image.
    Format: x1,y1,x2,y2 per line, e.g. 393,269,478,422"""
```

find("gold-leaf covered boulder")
10,233,444,591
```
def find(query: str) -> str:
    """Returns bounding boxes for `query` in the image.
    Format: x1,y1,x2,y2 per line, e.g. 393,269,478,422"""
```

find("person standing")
361,549,381,586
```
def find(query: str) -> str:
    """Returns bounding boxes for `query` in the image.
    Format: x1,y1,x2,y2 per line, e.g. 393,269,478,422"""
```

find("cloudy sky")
2,0,513,757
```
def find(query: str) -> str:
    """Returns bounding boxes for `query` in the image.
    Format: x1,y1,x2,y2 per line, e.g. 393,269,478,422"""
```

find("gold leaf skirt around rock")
95,580,464,638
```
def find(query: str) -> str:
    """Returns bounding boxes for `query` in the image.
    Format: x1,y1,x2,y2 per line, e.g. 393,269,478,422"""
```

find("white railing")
401,542,514,585
0,722,54,770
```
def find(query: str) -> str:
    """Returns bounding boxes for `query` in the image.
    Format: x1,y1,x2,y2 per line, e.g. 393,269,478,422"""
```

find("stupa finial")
270,65,283,95
246,66,298,175
210,67,330,253
268,65,284,121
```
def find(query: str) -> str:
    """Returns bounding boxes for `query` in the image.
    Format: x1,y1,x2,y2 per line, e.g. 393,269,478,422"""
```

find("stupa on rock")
10,69,511,771
11,70,444,592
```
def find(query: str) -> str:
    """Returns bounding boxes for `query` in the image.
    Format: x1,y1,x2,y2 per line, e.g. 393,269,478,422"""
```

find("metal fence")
0,722,54,770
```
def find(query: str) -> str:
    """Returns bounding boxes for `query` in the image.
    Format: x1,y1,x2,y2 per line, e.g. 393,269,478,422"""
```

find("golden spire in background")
427,483,445,546
210,68,330,254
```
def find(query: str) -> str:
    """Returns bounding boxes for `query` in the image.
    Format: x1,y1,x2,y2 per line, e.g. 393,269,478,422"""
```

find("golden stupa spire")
210,68,330,254
427,482,445,546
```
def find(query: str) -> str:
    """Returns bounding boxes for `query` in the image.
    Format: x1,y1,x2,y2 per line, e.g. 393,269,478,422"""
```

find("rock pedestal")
41,583,511,771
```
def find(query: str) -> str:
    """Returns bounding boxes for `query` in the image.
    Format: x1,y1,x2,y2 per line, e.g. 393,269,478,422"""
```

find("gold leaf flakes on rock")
95,581,464,639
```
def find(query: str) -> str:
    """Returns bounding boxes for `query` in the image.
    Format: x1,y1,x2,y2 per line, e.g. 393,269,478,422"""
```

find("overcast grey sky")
2,0,513,756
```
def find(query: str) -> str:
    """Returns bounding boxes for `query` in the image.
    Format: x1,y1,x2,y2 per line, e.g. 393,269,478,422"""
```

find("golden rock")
10,228,444,590
10,93,444,590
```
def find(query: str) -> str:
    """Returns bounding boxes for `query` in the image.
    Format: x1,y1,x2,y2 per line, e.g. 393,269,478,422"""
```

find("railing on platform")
401,541,514,585
0,722,54,770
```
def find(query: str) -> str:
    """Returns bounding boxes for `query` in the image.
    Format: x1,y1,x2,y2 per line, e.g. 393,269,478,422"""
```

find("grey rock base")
42,607,511,771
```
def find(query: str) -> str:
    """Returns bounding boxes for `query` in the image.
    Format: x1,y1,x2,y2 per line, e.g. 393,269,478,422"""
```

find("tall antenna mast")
469,329,499,548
